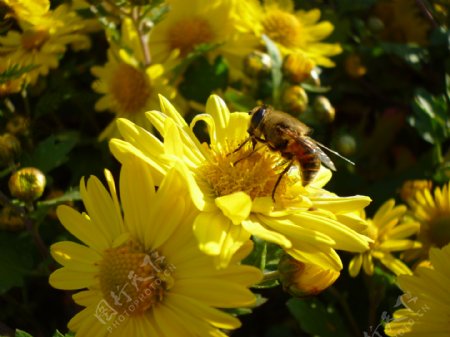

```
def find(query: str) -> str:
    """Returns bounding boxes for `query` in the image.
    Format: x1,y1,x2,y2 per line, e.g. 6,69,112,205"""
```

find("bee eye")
250,106,266,127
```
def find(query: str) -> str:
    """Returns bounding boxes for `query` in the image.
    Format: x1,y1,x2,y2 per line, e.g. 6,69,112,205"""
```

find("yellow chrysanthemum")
0,57,24,95
399,179,433,203
110,94,372,272
91,18,177,140
349,199,422,277
49,157,262,337
0,3,91,85
1,0,49,25
374,0,431,46
385,243,450,337
148,0,259,75
406,181,450,260
245,0,342,67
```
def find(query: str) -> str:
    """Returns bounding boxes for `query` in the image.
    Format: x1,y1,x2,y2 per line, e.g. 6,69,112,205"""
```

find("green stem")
263,270,279,282
328,286,361,337
131,6,152,67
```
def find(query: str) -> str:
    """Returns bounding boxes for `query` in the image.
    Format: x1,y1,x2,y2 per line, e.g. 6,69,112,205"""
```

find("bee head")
248,105,267,133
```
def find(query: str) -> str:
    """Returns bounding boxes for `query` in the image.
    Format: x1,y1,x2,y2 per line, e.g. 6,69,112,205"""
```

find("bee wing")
304,137,337,171
314,140,355,167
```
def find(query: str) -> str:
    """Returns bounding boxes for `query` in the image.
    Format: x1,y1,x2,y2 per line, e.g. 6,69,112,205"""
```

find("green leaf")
375,42,429,69
262,34,283,105
37,189,81,207
0,64,39,84
178,55,228,102
0,232,34,294
287,298,350,337
20,132,79,173
408,88,449,144
15,330,33,337
52,330,74,337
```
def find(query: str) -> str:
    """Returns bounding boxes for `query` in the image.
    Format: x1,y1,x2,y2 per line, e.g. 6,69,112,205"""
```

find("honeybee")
238,105,353,199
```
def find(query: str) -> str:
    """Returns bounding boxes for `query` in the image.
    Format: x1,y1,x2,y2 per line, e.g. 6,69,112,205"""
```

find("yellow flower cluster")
87,0,342,139
0,0,94,93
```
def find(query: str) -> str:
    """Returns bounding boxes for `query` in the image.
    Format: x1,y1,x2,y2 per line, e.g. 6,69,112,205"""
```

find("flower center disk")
110,63,151,115
98,240,174,316
199,144,290,200
262,11,301,48
168,17,214,56
21,29,50,51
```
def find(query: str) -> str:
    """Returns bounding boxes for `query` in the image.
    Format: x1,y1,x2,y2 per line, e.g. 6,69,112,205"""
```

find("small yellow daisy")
385,243,450,336
349,199,422,277
1,0,50,25
406,181,450,260
91,19,177,140
246,0,342,67
0,3,91,85
148,0,259,76
49,157,262,337
110,94,372,271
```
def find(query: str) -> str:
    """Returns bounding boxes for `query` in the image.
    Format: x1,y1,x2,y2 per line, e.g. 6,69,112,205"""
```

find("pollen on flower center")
168,16,215,56
21,29,50,50
110,63,151,115
199,143,291,200
262,11,301,48
98,240,174,316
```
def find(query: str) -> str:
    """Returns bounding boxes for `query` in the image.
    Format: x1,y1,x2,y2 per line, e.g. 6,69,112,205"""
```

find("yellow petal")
193,211,228,256
51,241,101,270
215,192,252,225
206,95,231,144
287,243,343,271
348,254,363,277
56,205,109,251
242,215,291,248
379,239,422,252
376,252,412,276
119,157,156,242
166,293,242,330
215,224,252,268
312,195,371,214
173,278,257,308
388,222,420,239
362,253,374,275
49,268,96,290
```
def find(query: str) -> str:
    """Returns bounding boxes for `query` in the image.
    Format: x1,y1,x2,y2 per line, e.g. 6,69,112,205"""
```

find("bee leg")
272,161,293,202
230,137,251,155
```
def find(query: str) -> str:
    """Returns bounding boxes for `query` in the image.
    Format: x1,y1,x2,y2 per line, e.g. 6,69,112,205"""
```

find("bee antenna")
316,141,355,166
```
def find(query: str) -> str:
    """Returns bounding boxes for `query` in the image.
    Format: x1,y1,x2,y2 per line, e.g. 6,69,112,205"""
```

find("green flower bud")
9,167,46,202
278,254,340,298
281,85,309,115
336,134,357,157
313,96,335,123
243,50,272,78
0,133,21,165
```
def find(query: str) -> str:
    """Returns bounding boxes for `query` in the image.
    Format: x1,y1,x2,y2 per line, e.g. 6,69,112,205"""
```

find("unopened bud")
278,254,340,297
282,53,314,83
0,205,25,231
313,96,335,123
281,85,308,115
6,115,30,136
367,16,384,33
9,167,46,202
243,50,272,78
0,133,21,165
336,134,357,157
